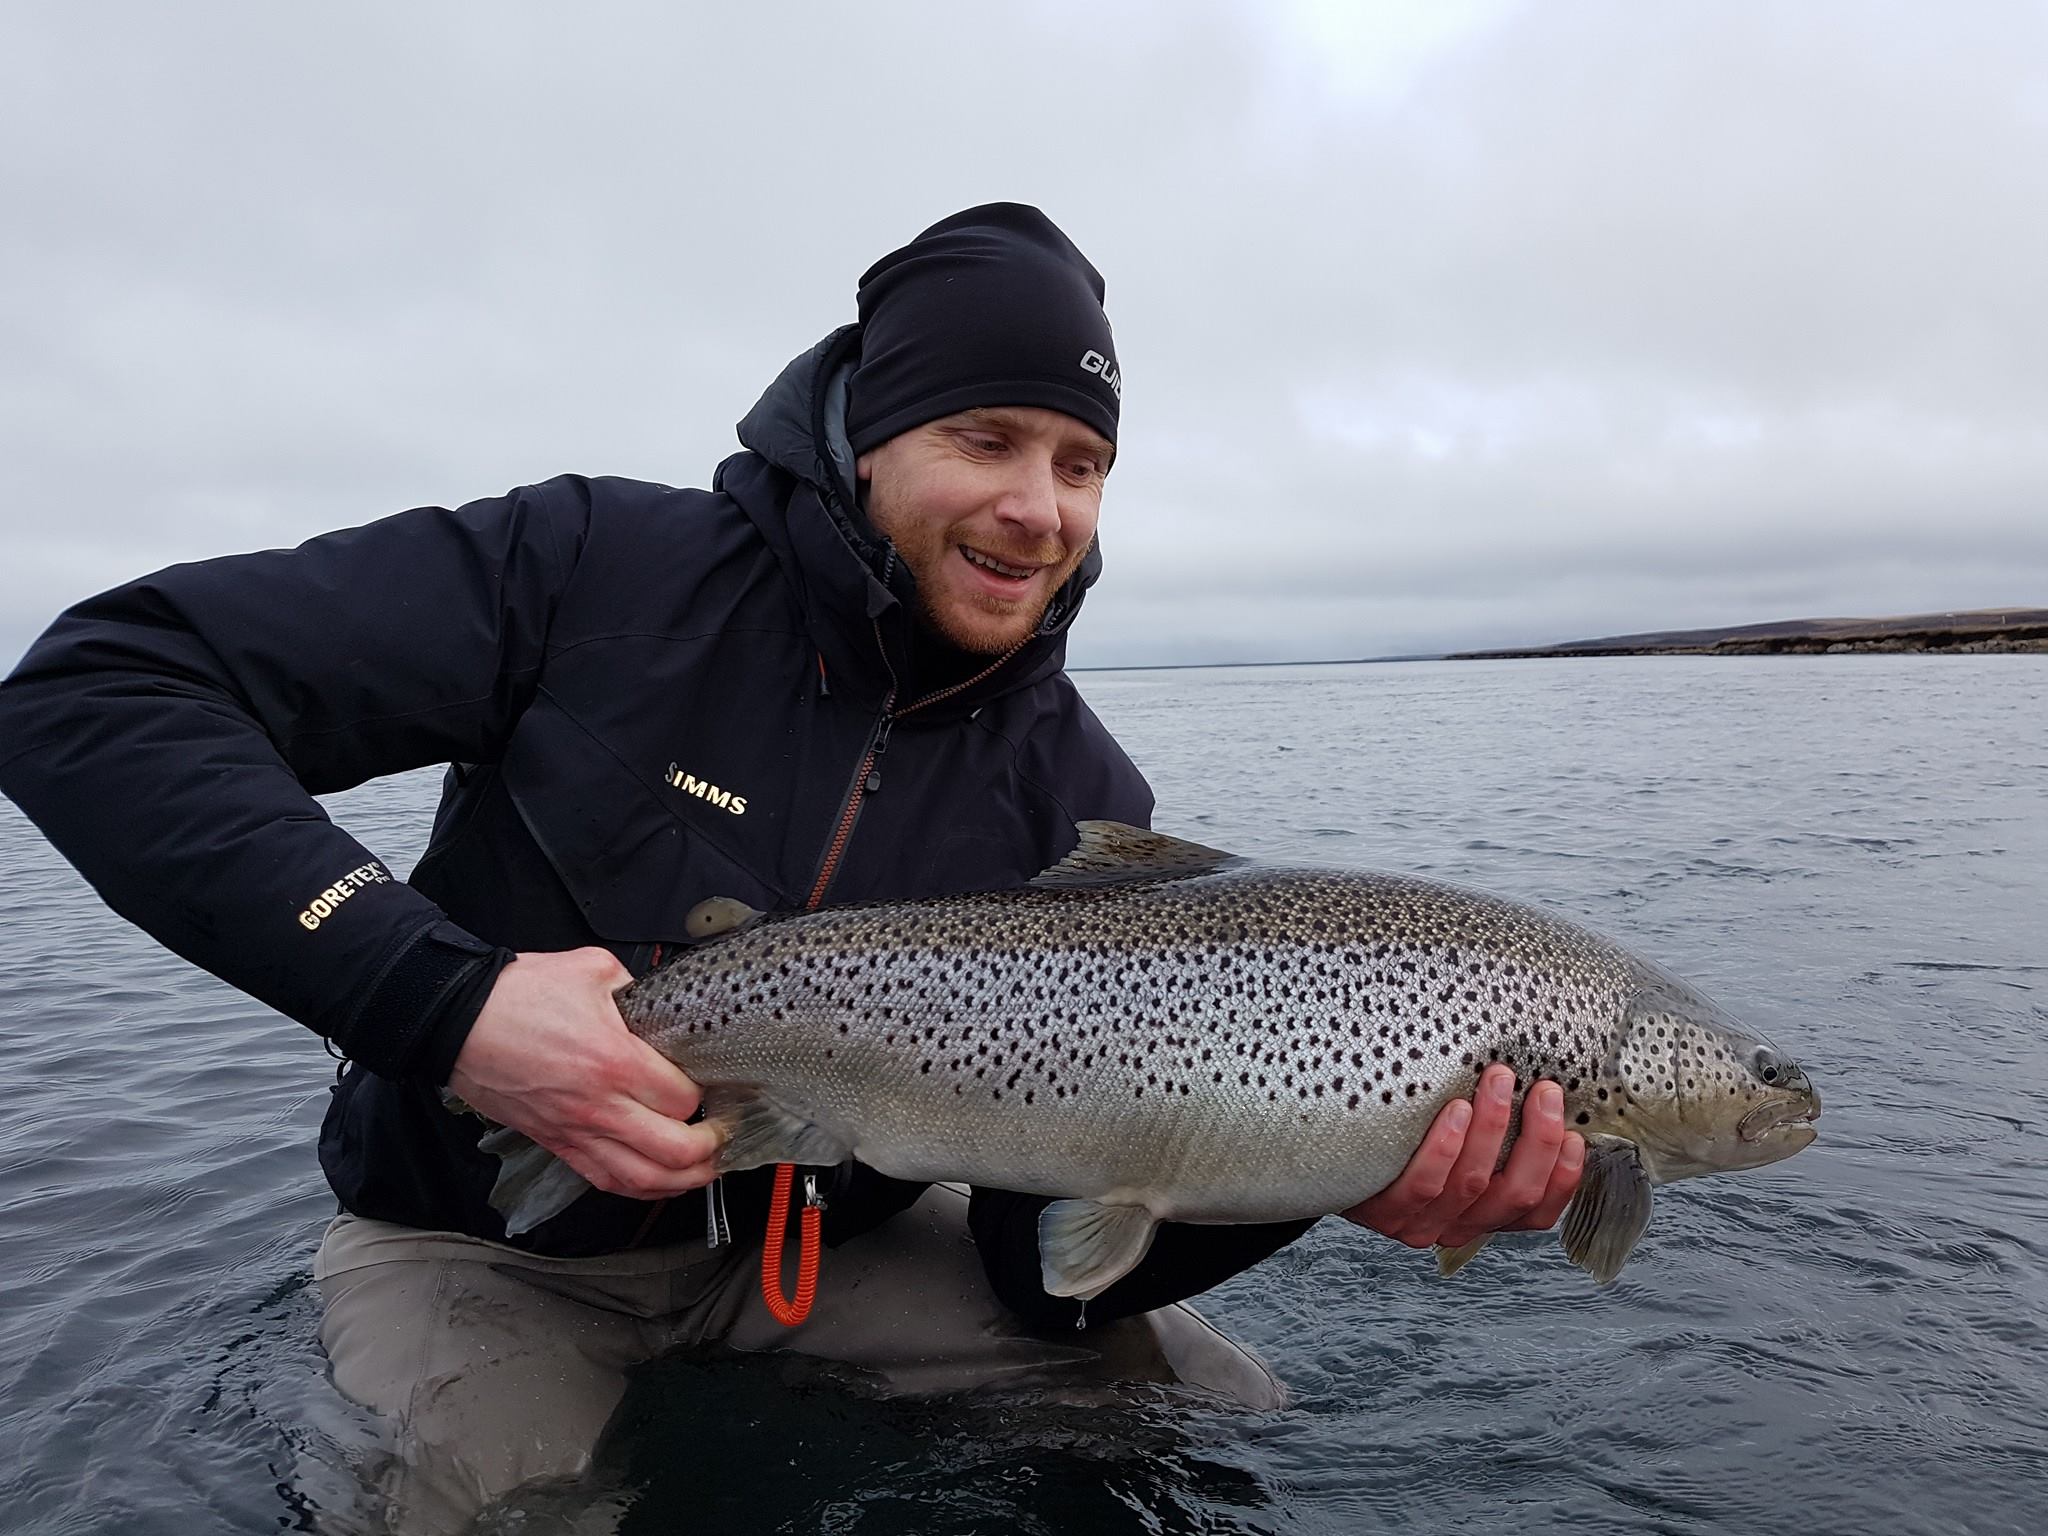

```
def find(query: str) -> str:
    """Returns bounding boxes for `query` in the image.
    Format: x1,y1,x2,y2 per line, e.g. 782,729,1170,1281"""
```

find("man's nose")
994,458,1063,538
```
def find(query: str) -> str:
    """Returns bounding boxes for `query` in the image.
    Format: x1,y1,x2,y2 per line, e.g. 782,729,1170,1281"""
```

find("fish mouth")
1738,1091,1822,1144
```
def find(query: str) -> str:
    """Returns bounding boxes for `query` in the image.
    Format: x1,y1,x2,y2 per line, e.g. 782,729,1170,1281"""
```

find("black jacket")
0,327,1311,1325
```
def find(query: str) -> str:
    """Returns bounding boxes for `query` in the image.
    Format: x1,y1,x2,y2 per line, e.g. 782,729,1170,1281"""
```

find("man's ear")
855,450,874,483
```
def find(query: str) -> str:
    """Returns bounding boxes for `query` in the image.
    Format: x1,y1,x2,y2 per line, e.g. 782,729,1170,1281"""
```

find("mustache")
958,538,1073,569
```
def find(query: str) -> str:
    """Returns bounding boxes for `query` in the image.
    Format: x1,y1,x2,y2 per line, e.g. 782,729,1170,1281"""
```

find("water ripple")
3,657,2046,1532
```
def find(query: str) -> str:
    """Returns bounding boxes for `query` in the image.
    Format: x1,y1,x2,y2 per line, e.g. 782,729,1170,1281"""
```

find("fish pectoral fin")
1435,1233,1493,1277
1559,1134,1654,1285
704,1085,851,1174
683,896,765,941
481,1124,595,1237
1031,821,1245,889
1037,1199,1162,1300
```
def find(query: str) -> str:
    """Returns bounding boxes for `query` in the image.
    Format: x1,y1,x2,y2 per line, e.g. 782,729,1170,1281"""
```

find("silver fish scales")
485,823,1820,1295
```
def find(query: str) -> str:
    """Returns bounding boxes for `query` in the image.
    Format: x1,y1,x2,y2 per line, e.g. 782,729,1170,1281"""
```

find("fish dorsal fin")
684,896,764,941
1031,821,1244,890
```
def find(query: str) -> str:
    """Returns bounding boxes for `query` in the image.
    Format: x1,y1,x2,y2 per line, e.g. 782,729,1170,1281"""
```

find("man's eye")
965,435,1006,453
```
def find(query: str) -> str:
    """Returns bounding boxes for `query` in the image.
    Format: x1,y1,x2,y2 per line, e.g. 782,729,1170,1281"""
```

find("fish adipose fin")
1032,821,1245,889
1435,1233,1493,1276
704,1084,852,1174
1038,1199,1162,1299
1560,1134,1654,1284
482,1125,595,1237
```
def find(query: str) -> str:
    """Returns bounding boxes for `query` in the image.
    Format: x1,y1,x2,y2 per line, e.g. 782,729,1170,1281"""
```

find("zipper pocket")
804,696,894,910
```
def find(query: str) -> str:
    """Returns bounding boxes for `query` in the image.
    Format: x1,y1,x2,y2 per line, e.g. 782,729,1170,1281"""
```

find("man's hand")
449,947,721,1201
1343,1063,1584,1249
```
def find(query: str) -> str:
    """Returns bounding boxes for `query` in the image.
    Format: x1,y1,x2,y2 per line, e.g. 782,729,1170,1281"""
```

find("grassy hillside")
1450,607,2048,659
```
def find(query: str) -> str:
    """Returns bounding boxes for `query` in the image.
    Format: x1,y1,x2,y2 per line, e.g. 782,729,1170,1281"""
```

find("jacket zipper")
805,685,895,909
801,626,1032,911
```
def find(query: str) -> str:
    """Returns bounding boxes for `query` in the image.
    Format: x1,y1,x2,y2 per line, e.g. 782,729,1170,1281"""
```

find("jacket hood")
725,327,1104,711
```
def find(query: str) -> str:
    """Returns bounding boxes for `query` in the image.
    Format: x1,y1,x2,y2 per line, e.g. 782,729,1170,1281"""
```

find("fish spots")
622,857,1752,1187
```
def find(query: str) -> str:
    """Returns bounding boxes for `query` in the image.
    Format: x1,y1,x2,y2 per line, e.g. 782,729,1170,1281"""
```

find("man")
0,205,1582,1524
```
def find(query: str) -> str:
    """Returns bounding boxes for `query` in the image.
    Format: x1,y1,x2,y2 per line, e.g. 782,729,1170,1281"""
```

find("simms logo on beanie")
845,203,1121,457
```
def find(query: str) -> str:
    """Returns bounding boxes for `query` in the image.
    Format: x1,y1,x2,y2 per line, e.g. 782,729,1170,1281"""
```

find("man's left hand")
1342,1063,1584,1250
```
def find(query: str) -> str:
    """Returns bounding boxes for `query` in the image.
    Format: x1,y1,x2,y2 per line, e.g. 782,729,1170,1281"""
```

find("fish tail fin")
1038,1199,1161,1299
1435,1233,1493,1276
480,1124,594,1236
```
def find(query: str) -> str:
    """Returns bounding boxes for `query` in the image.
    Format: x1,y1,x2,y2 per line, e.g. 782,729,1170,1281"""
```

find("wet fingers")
1434,1083,1579,1246
569,1132,721,1201
1512,1129,1585,1233
1463,1079,1568,1223
1340,1096,1472,1239
1392,1065,1517,1243
626,1035,704,1123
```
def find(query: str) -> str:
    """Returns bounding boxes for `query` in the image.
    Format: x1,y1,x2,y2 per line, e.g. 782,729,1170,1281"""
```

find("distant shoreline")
1449,634,2048,659
1448,606,2048,660
1074,606,2047,671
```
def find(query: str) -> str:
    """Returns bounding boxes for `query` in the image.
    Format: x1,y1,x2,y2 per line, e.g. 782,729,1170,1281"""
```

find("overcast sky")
3,1,2043,667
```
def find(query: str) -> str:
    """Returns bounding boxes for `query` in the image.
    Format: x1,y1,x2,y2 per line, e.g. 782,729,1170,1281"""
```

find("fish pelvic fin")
1032,821,1245,889
1435,1233,1493,1277
1037,1199,1162,1299
704,1085,852,1174
1560,1134,1655,1285
481,1124,595,1237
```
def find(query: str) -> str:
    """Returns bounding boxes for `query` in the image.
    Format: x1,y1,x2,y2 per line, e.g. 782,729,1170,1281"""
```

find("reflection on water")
495,1354,1273,1536
2,656,2044,1534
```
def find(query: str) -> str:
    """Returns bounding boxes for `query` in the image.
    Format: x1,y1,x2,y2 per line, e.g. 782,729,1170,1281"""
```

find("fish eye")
1751,1046,1791,1086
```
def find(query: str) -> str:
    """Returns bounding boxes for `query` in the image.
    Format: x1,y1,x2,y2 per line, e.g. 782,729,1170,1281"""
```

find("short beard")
861,483,1087,656
913,587,1047,655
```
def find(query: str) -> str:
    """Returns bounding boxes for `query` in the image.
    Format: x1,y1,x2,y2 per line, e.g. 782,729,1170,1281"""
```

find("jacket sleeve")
0,476,598,1081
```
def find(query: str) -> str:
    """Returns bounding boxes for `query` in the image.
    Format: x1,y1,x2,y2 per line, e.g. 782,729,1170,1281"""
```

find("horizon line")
1071,655,1441,672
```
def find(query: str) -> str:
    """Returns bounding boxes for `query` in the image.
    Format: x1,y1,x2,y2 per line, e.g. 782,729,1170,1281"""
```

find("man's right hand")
448,947,721,1201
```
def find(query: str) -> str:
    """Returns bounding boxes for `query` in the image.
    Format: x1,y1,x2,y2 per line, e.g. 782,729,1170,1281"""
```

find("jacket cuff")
336,919,513,1084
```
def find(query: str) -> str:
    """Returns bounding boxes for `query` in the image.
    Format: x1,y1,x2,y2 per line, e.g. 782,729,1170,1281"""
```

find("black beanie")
845,203,1121,457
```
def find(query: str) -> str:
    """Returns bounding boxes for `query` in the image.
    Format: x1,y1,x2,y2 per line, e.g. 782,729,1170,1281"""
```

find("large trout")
484,822,1820,1295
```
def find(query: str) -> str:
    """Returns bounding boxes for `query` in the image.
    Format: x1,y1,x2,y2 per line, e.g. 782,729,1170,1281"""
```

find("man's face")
856,406,1112,656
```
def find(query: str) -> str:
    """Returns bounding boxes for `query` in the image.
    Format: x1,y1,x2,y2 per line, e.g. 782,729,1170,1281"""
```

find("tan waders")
316,1184,1284,1530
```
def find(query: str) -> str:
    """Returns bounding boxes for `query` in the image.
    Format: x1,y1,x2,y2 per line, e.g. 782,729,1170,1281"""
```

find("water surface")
2,656,2042,1533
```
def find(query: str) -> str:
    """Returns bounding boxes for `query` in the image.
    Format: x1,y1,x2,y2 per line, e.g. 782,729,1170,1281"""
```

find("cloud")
2,1,2043,667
